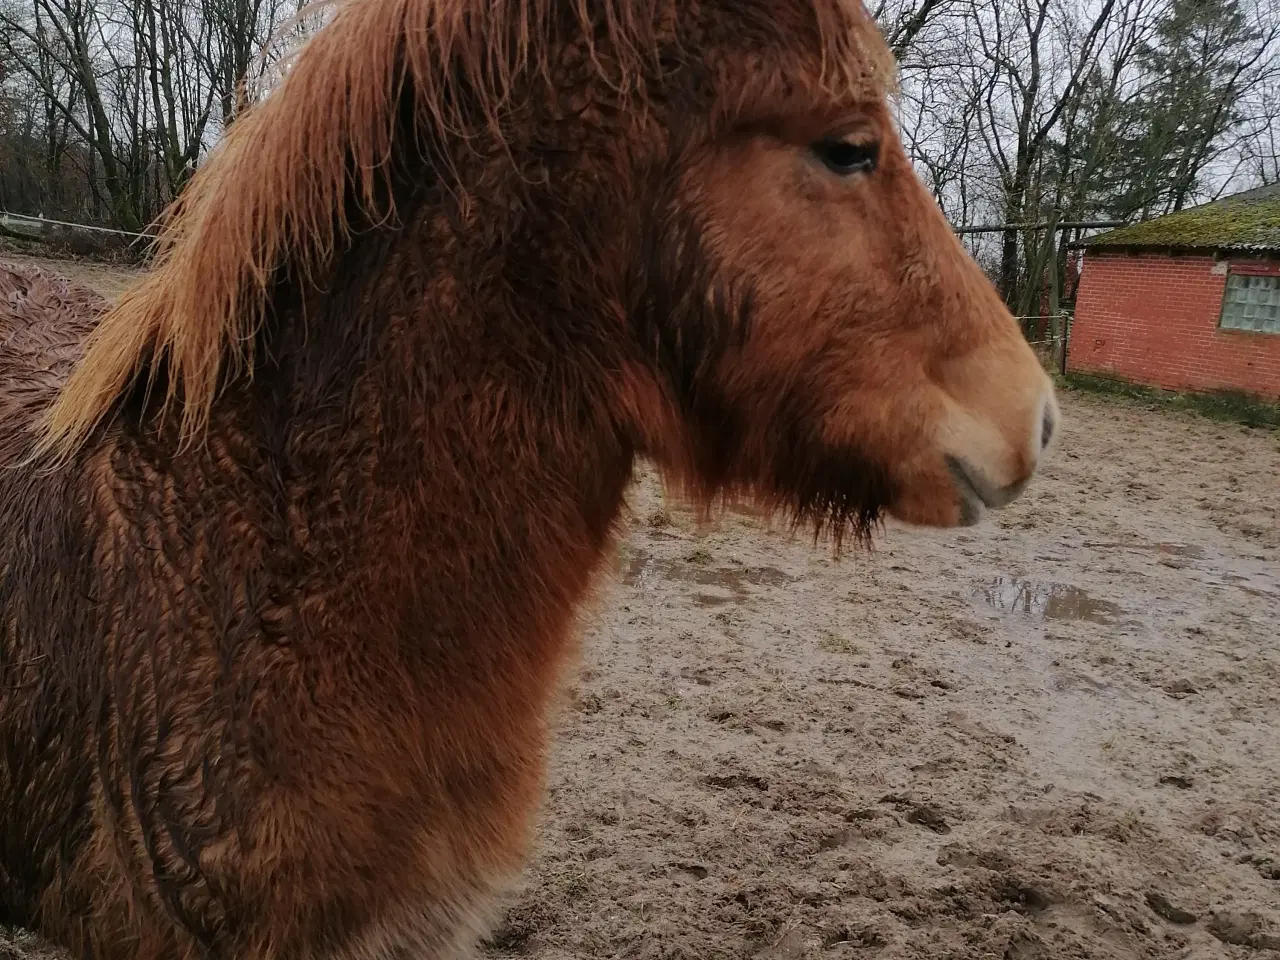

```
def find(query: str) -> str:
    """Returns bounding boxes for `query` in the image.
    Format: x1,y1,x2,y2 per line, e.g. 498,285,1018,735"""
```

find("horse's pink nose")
943,381,1059,525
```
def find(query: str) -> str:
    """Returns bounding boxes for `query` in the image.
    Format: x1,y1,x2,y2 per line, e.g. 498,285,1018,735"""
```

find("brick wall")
1068,251,1280,399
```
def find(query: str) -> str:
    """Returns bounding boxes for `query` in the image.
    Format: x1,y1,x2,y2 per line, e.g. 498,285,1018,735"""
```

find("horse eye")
812,139,879,176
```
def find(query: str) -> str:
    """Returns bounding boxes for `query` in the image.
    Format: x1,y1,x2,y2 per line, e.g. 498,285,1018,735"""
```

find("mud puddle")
974,576,1121,624
621,546,792,607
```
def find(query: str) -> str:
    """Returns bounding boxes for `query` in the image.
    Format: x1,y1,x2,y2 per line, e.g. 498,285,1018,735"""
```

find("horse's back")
0,261,105,440
0,260,106,939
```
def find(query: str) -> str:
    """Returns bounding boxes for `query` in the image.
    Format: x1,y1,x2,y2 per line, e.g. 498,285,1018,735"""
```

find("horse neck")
199,214,638,665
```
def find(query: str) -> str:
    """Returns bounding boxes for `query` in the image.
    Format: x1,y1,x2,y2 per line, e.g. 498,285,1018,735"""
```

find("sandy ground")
0,247,143,301
483,394,1280,960
2,255,1278,959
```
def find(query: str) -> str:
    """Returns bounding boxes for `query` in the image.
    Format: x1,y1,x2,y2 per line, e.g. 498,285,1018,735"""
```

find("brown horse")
0,0,1058,957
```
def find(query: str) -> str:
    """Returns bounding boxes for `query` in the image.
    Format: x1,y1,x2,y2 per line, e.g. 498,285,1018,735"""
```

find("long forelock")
35,0,893,461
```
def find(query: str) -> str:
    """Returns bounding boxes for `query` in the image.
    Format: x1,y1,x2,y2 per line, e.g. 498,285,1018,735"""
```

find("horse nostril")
1040,405,1056,452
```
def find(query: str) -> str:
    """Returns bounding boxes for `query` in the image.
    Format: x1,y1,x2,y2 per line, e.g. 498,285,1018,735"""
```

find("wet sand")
485,390,1279,959
0,248,143,302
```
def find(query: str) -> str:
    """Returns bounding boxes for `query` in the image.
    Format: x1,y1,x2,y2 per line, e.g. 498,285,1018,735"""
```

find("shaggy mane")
36,0,893,458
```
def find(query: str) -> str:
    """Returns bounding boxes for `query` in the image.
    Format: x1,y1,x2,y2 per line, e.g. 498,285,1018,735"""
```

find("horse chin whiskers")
945,454,1027,512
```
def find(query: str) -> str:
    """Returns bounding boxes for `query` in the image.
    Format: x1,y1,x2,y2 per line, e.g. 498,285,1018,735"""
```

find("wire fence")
0,210,154,240
1013,316,1070,344
0,210,1125,247
0,216,1076,370
1011,316,1073,376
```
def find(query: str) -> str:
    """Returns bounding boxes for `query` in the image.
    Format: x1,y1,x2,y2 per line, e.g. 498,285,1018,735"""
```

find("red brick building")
1068,184,1280,399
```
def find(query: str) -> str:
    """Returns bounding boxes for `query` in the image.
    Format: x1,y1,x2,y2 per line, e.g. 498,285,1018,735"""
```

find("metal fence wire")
1012,315,1073,375
0,214,1080,367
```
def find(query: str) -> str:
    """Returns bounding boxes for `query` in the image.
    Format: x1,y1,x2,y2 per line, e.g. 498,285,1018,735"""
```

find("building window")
1220,272,1280,334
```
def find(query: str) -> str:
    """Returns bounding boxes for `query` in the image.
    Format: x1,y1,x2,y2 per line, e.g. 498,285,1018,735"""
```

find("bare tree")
1,0,1277,260
0,0,294,229
1236,73,1280,185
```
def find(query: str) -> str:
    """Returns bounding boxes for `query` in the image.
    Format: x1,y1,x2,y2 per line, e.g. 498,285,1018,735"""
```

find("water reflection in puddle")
622,548,791,607
974,577,1121,624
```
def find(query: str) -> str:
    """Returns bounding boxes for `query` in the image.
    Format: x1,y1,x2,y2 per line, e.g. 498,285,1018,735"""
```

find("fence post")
1059,312,1071,376
1045,218,1064,376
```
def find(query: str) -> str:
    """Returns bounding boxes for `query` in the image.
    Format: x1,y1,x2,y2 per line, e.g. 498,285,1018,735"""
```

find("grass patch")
646,508,671,529
1061,372,1280,430
818,630,861,655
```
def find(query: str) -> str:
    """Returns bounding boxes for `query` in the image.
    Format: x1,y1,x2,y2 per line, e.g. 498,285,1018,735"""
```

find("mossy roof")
1079,184,1280,252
